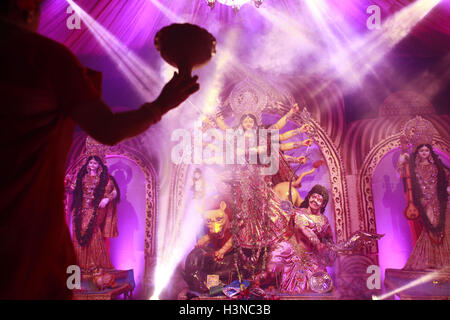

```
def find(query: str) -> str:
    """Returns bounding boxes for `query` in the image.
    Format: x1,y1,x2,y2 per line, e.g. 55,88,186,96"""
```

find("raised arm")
68,73,199,146
280,138,312,151
270,103,299,131
279,124,310,142
51,43,200,146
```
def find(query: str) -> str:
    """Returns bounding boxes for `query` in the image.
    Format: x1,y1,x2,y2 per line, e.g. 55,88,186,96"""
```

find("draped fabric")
402,162,450,270
267,208,333,294
403,217,450,270
72,175,118,271
38,0,450,56
326,0,450,55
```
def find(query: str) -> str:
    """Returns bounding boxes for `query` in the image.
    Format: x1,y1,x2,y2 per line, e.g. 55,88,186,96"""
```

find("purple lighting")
33,0,449,300
373,148,412,283
107,156,147,298
374,147,450,284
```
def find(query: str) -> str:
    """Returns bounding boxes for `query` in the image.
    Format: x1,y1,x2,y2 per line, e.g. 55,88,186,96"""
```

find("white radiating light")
331,0,442,87
66,0,161,100
147,0,185,22
218,0,251,6
373,269,445,300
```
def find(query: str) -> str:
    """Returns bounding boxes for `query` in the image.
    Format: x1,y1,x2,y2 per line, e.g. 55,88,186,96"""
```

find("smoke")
247,7,322,75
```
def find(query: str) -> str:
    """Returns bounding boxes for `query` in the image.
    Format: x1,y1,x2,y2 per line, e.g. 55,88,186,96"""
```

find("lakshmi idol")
70,155,120,272
397,118,450,271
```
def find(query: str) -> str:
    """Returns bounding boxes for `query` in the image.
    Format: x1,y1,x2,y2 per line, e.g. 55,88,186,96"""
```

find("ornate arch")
65,139,158,296
358,133,450,254
168,161,189,232
290,114,351,243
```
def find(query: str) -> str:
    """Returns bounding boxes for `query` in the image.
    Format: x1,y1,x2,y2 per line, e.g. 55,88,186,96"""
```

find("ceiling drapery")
39,0,450,56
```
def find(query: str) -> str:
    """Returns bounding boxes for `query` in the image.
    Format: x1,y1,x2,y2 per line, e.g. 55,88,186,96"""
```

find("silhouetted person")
0,0,199,299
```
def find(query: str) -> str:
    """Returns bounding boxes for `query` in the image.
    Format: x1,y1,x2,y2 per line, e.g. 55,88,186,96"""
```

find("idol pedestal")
177,287,337,300
73,269,135,300
384,268,450,300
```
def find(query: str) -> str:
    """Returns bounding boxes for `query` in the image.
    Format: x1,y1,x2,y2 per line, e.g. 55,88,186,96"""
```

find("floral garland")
74,205,99,247
71,156,111,247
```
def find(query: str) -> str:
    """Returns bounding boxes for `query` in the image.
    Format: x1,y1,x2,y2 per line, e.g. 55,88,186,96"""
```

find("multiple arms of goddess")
272,103,313,150
270,103,299,131
206,102,301,133
202,102,313,154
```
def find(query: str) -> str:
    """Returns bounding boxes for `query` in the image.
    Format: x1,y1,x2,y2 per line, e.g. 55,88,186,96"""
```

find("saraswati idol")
397,116,450,271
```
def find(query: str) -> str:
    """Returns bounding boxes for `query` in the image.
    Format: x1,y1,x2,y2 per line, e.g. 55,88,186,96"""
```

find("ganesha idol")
183,195,236,293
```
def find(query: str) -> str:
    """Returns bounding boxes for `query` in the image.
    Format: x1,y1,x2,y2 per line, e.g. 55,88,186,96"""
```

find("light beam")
373,268,449,300
66,0,162,100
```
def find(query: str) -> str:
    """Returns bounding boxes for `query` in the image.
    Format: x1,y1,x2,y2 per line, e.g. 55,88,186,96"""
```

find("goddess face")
242,116,255,131
88,159,100,172
309,193,324,212
417,145,431,161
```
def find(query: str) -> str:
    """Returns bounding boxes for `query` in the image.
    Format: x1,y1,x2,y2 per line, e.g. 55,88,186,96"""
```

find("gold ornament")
227,79,268,125
84,136,107,163
402,116,435,152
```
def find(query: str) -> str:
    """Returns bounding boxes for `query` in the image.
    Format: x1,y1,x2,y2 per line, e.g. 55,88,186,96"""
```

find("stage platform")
384,268,450,300
73,269,135,300
177,287,337,300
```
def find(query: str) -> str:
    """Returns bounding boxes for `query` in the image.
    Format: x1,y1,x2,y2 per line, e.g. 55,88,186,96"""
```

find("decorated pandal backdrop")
48,0,450,299
64,80,450,300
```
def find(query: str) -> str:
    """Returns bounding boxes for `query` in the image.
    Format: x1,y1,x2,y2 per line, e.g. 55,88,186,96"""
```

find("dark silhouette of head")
0,0,43,32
